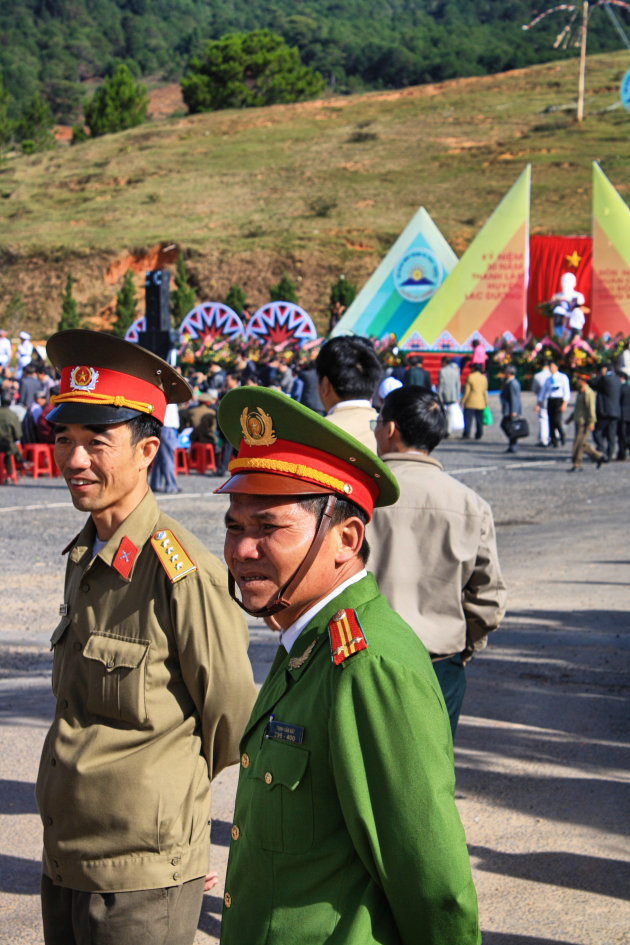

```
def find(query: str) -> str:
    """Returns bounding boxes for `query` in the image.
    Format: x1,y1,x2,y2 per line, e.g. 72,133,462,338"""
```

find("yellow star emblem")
565,250,582,268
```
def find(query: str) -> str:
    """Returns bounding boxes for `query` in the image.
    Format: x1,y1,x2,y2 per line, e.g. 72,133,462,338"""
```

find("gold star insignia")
565,251,582,268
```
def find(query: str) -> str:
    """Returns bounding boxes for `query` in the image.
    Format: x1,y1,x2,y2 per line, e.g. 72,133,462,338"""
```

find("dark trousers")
463,408,483,439
41,874,205,945
432,654,467,737
572,422,603,467
547,397,565,446
500,416,519,453
618,419,630,459
593,416,618,460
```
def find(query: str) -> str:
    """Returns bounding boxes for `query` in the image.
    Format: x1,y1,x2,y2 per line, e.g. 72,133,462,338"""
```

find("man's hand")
204,871,218,892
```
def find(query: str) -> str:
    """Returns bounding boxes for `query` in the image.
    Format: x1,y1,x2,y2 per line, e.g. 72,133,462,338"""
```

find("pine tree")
329,274,357,310
224,283,246,315
112,270,137,337
269,273,299,305
58,273,81,331
171,255,196,325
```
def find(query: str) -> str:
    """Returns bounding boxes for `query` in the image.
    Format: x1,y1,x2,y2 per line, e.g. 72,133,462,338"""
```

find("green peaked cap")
216,386,399,515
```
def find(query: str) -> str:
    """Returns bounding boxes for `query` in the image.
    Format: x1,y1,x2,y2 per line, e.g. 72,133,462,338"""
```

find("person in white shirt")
0,330,12,372
532,360,551,446
536,360,571,448
15,331,33,380
149,400,181,493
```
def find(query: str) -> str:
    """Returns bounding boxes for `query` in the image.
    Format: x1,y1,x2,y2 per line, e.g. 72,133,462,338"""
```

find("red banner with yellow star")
527,235,592,337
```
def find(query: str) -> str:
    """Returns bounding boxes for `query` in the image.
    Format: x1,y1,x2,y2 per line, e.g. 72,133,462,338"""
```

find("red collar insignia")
113,536,138,580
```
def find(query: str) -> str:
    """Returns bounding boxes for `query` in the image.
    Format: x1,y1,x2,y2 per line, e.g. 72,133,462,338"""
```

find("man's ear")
137,436,160,471
333,516,365,565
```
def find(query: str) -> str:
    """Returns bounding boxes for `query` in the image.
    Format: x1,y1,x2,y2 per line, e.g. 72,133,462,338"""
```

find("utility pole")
577,1,589,121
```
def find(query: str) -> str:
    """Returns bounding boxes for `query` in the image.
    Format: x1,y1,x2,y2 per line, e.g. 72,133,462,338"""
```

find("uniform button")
106,658,115,670
50,757,56,766
264,772,273,785
53,860,59,868
73,642,82,651
172,872,180,881
241,753,249,769
332,609,345,621
55,874,62,882
45,816,53,826
224,892,232,908
61,699,69,710
231,824,240,840
80,582,90,592
171,857,180,866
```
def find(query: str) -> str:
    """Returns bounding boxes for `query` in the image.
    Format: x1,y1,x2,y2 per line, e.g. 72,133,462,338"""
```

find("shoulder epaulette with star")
151,529,197,583
328,608,368,665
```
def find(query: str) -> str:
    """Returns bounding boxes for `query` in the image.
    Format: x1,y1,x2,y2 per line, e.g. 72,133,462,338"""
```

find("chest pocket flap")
83,634,149,671
248,739,312,853
83,633,150,727
252,738,309,791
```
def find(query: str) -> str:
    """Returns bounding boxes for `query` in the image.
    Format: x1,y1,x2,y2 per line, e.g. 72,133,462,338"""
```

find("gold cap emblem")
70,365,99,392
240,406,277,446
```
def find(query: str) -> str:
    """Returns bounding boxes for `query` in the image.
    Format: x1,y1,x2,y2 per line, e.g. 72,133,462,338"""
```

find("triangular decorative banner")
399,166,531,350
331,207,458,341
592,162,630,337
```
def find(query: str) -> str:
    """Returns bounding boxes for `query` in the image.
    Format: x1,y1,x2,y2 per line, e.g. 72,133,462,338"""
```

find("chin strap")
228,495,338,631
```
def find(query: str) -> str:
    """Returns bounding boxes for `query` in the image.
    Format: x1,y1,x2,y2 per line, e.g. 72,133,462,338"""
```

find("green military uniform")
220,573,480,945
0,404,22,457
36,489,256,893
214,386,480,945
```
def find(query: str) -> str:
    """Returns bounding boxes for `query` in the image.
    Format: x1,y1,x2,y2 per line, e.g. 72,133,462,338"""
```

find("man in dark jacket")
617,371,630,461
500,365,522,454
403,354,432,389
591,365,622,461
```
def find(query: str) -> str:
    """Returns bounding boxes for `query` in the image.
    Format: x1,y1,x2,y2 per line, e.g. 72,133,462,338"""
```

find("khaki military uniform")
220,574,480,945
325,402,378,452
368,452,506,658
36,490,256,894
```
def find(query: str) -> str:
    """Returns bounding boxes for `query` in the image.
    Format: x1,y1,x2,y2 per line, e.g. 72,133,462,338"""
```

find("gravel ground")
1,392,629,944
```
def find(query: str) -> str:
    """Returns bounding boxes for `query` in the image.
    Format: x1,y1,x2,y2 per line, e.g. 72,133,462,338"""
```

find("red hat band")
51,365,167,423
227,438,379,517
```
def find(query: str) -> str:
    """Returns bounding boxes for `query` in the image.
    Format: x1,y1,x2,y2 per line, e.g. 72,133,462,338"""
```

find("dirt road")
2,394,628,944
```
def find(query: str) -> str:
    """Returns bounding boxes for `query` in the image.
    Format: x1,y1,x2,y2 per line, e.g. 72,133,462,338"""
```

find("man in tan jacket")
368,386,507,735
36,331,256,945
568,373,607,471
315,336,381,452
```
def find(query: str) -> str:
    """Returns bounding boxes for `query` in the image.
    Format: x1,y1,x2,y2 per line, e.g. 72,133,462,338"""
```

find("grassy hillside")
1,50,630,338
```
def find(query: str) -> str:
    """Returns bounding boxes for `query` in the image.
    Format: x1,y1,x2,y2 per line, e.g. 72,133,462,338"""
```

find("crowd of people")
2,328,630,481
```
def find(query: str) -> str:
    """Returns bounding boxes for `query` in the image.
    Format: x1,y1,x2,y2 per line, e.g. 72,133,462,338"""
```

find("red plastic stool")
0,453,19,484
174,448,189,476
189,442,216,474
22,443,53,478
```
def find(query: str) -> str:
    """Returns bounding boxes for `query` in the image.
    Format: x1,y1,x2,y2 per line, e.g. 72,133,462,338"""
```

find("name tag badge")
267,719,304,744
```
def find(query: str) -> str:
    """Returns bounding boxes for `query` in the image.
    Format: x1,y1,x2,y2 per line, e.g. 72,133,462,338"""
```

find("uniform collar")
69,490,160,580
379,450,443,471
280,569,367,653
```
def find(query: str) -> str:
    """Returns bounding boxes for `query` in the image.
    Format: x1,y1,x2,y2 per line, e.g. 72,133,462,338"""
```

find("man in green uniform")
35,330,257,945
215,387,481,945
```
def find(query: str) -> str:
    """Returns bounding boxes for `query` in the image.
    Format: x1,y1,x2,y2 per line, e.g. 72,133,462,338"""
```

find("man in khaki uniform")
315,335,381,451
369,386,507,735
35,330,256,945
568,373,607,471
